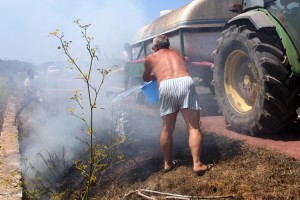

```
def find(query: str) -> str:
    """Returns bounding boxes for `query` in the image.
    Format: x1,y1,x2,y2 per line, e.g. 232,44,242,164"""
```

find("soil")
201,116,300,160
14,84,300,199
61,96,300,200
0,98,22,200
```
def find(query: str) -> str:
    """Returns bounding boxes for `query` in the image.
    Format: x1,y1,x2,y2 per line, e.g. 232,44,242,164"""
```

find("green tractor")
213,0,300,135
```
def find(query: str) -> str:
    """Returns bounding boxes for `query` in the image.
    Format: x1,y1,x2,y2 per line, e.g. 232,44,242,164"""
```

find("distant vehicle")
47,66,60,75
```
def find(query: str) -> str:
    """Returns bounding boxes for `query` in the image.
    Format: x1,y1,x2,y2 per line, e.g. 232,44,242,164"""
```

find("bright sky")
1,0,191,64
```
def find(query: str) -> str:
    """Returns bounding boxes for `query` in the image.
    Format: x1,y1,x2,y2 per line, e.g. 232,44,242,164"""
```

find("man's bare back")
142,48,190,84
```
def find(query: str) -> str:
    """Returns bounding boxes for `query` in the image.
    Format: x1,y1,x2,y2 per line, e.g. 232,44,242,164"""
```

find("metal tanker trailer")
128,0,240,92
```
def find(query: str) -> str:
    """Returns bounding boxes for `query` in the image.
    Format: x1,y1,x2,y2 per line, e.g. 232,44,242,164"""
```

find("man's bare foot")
193,164,213,176
163,160,179,173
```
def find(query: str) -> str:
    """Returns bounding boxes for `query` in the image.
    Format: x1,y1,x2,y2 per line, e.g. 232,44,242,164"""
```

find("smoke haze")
6,0,191,194
1,0,192,64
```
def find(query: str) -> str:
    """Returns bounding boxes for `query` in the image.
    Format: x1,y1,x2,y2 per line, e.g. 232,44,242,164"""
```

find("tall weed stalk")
50,20,123,199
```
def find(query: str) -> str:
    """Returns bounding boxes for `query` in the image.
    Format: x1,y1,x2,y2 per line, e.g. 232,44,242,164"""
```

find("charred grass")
20,102,300,200
91,126,300,200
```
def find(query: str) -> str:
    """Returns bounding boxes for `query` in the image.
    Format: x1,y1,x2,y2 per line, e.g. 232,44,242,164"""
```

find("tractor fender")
224,10,274,30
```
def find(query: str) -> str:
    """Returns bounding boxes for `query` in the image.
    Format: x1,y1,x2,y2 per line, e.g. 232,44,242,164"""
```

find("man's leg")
15,99,32,123
124,76,129,89
124,67,130,89
15,106,25,122
161,112,178,170
180,109,208,172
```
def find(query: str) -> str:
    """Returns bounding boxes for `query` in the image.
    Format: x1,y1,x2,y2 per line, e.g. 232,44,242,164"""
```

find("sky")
1,0,192,65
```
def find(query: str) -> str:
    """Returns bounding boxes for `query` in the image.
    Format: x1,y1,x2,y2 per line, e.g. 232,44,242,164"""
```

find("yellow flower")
50,31,57,36
91,102,97,108
68,108,75,114
87,36,94,41
50,29,60,36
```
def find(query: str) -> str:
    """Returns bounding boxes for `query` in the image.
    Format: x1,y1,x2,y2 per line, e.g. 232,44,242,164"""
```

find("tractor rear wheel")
213,24,297,136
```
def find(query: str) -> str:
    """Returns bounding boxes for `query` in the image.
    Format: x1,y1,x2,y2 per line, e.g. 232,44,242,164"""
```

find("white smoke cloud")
14,0,191,194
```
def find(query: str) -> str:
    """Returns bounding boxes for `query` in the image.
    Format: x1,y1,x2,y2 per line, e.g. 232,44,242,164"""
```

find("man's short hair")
124,43,130,50
153,35,170,50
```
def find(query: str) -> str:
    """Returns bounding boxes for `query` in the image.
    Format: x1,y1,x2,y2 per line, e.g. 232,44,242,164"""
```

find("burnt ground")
60,95,300,200
14,84,300,199
101,135,300,200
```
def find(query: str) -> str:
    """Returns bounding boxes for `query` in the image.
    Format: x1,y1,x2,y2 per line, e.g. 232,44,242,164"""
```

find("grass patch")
18,96,300,199
91,127,300,200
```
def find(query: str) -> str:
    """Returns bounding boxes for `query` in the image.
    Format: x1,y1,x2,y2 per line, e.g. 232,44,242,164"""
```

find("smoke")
1,0,147,64
18,58,167,196
13,0,166,194
19,55,145,194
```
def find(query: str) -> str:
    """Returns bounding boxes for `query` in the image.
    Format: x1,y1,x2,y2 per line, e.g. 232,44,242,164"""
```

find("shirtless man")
142,35,213,175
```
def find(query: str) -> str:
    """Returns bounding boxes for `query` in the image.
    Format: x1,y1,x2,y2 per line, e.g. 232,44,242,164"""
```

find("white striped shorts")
159,76,200,116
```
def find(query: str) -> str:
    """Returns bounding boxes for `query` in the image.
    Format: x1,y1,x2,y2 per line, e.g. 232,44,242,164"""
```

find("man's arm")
28,87,37,95
25,84,38,97
24,79,37,96
142,59,156,82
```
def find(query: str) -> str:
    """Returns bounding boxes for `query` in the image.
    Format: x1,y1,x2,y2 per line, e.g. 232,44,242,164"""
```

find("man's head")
124,43,131,52
152,35,170,52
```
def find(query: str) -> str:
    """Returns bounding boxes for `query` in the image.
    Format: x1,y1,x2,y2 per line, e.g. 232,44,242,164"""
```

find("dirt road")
196,87,300,160
0,98,22,200
124,94,300,161
201,116,300,160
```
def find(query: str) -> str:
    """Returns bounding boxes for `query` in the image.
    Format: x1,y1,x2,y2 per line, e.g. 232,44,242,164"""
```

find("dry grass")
84,111,300,200
20,100,300,200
